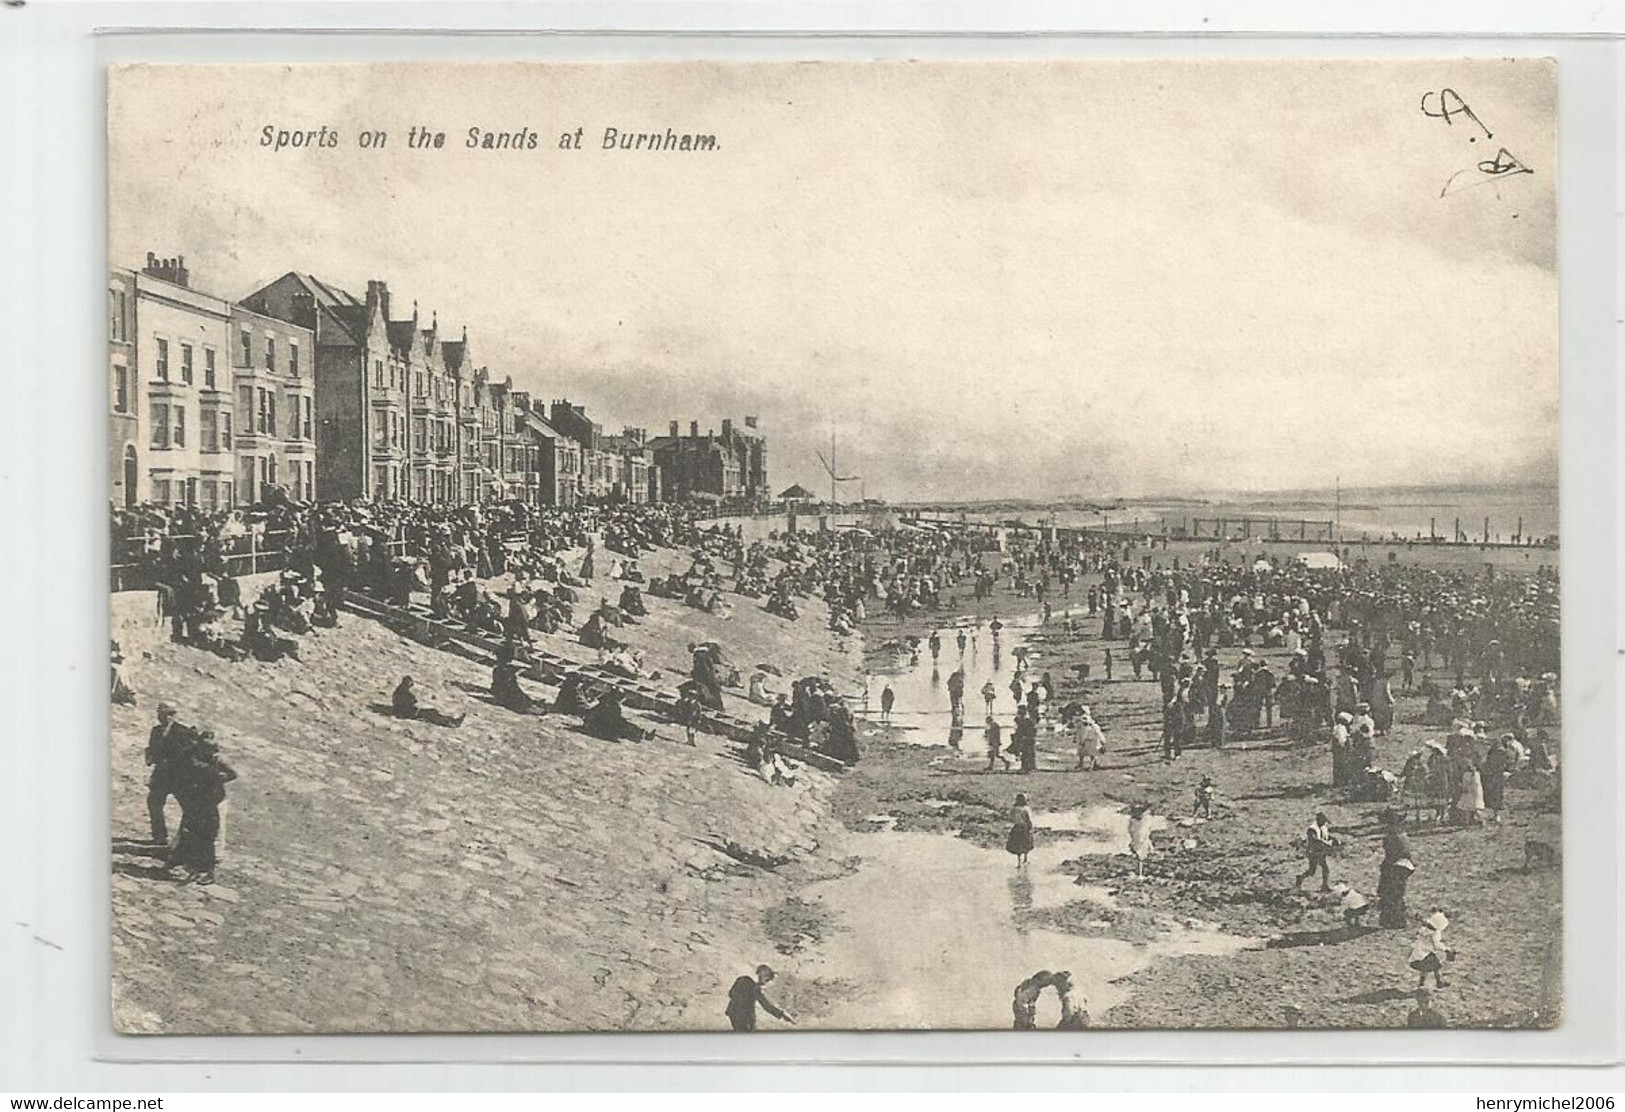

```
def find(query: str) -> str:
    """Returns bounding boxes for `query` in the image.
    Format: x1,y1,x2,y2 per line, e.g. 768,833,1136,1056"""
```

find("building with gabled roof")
240,272,408,501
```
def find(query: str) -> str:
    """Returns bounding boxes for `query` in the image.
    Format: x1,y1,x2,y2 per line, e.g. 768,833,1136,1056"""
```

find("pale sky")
109,59,1558,502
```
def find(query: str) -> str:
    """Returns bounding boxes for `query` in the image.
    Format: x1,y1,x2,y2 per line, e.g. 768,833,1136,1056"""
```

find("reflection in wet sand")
865,615,1055,753
789,814,1257,1030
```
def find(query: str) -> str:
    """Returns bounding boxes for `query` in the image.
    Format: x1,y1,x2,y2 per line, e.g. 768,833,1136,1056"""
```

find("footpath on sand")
111,538,859,1033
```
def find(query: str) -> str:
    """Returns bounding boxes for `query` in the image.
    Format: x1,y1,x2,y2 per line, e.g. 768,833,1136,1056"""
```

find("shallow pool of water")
1033,803,1171,856
864,614,1074,753
786,810,1256,1030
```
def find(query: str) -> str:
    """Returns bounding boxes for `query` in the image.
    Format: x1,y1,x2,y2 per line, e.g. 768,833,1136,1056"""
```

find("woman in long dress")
1370,677,1395,735
1376,811,1414,928
1426,745,1454,824
1457,761,1485,827
1005,793,1035,868
1481,737,1511,823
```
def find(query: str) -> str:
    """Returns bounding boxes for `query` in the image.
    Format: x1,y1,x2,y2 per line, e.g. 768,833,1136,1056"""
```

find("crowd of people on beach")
790,520,1561,1023
116,500,1561,1024
115,496,895,886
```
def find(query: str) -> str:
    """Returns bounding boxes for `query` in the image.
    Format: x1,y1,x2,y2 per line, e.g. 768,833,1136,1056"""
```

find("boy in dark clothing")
725,965,794,1031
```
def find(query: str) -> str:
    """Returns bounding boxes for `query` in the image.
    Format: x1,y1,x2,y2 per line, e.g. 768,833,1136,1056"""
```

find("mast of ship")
830,425,837,511
1334,475,1341,546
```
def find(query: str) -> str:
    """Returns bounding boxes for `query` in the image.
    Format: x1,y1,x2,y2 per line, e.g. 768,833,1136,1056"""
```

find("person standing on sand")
1013,707,1038,773
1295,811,1336,892
1073,706,1106,770
1208,687,1230,750
1377,810,1415,929
1104,647,1113,682
1482,735,1511,824
1193,775,1216,820
725,965,794,1031
145,702,191,846
1006,792,1035,868
1160,691,1186,763
982,679,998,716
986,715,1011,771
1126,803,1155,877
929,630,942,664
956,629,968,657
164,730,236,886
879,684,895,725
947,667,966,719
1456,759,1486,826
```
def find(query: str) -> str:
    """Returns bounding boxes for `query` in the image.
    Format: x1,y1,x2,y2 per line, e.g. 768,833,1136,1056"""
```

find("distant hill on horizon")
892,478,1558,512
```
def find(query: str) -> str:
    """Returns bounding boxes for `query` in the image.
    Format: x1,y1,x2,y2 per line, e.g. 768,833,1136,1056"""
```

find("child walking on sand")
1408,910,1455,989
1193,775,1216,819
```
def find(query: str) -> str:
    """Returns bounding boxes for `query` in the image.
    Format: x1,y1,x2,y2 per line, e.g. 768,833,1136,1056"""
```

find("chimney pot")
689,421,700,439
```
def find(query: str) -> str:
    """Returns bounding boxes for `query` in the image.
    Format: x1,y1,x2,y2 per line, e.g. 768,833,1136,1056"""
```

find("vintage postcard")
107,59,1559,1033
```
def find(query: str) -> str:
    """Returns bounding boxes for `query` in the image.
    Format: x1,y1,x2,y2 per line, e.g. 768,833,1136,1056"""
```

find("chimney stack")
722,419,733,440
366,280,390,321
669,421,679,438
690,421,700,439
142,252,190,288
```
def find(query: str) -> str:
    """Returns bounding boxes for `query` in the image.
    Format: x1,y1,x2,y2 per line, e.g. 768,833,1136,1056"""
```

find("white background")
1,0,1621,1093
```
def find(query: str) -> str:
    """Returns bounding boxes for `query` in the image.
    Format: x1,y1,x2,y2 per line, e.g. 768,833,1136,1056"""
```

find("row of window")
371,411,457,454
150,477,233,511
152,338,220,388
238,329,301,377
147,330,304,388
150,403,237,452
150,399,316,451
366,466,458,502
240,455,315,501
146,454,316,509
369,358,462,405
236,386,314,440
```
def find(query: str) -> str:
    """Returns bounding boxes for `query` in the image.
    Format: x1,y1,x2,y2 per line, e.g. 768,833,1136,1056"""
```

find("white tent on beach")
1295,551,1344,571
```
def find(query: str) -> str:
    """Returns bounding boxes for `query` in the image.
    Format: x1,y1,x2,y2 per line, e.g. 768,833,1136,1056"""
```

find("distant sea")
953,483,1560,544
